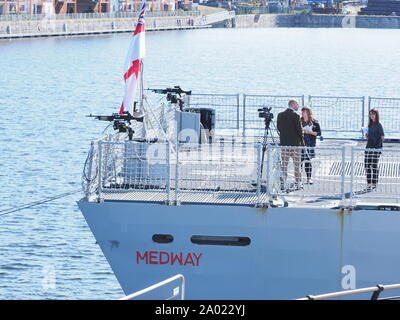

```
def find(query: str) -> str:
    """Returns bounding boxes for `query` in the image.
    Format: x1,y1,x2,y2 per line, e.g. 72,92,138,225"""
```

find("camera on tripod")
258,107,274,121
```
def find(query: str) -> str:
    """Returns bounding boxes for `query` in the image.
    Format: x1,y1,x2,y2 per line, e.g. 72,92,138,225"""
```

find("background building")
118,0,192,12
0,0,193,15
0,0,76,15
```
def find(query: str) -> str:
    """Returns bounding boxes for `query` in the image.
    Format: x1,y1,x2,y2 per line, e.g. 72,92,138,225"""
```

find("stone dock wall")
234,13,400,29
0,15,204,39
2,13,400,39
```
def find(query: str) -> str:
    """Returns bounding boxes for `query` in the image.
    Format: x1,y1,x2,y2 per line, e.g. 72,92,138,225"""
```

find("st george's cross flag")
119,1,146,114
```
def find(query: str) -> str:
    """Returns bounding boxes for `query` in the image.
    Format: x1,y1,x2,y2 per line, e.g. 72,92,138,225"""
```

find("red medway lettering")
136,251,203,266
159,251,169,265
171,252,182,265
184,253,194,266
136,251,148,264
149,251,158,264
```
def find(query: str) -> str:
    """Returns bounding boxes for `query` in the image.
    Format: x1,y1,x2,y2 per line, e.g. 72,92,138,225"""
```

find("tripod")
258,107,280,183
260,116,277,179
256,110,288,207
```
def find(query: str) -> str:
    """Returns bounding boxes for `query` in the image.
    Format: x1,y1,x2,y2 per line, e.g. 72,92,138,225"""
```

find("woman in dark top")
301,107,322,185
364,108,385,190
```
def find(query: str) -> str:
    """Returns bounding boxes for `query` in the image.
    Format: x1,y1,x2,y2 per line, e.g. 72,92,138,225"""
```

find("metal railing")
242,94,305,135
297,283,400,300
308,95,365,132
348,147,400,201
81,91,400,205
0,10,201,22
265,145,347,201
265,145,400,204
235,5,291,15
120,274,185,300
85,137,400,206
185,93,240,130
94,139,262,205
184,93,400,138
368,97,400,135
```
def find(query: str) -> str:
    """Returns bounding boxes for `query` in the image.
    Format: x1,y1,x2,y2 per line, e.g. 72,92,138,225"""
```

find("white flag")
119,1,146,114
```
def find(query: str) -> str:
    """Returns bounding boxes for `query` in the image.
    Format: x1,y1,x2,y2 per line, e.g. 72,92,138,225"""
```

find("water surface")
1,27,400,299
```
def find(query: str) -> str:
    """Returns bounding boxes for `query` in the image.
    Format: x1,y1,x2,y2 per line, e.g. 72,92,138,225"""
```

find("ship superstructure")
78,91,400,299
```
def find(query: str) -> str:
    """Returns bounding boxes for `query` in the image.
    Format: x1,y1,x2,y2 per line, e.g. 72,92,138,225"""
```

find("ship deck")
82,92,400,210
88,138,400,210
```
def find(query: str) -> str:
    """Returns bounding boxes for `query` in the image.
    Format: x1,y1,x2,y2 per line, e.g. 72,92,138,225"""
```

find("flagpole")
121,0,146,115
139,59,144,112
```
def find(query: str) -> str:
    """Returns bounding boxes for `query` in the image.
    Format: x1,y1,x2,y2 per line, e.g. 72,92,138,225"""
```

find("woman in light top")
301,107,321,185
364,108,385,190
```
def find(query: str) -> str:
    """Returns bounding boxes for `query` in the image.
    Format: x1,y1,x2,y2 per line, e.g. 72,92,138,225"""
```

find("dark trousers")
301,148,313,180
364,151,381,186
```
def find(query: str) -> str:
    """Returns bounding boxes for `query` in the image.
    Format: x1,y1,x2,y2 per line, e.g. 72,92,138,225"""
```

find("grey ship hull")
78,199,400,299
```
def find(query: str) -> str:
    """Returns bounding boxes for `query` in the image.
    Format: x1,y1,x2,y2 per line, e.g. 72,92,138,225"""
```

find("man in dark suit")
277,100,305,190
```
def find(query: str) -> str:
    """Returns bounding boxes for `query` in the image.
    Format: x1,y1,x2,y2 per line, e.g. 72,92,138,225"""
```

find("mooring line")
0,189,82,217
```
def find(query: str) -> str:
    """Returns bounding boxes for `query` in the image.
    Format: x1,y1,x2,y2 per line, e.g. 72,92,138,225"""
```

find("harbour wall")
2,12,400,39
234,13,400,29
0,15,204,39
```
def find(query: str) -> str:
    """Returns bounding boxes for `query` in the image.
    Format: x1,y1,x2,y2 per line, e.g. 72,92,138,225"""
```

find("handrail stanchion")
371,285,385,300
166,141,171,205
85,141,95,198
361,96,365,135
175,142,180,205
97,141,102,202
236,93,240,132
256,143,261,207
349,146,355,206
266,144,271,199
341,146,346,204
242,94,246,137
